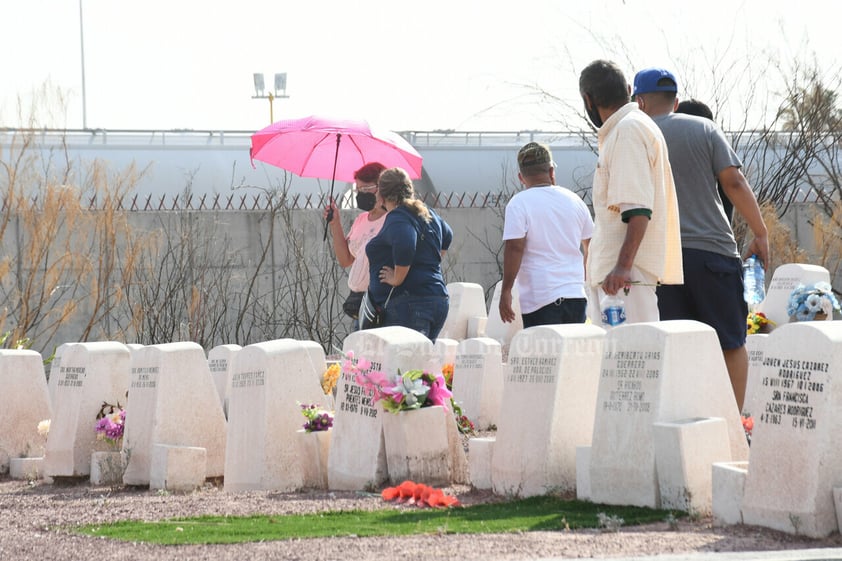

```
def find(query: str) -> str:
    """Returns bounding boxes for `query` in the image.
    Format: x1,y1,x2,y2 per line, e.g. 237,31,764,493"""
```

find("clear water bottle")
600,293,626,327
743,254,766,308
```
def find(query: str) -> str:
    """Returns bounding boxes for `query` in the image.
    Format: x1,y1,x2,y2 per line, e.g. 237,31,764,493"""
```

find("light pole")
252,72,289,124
79,0,88,129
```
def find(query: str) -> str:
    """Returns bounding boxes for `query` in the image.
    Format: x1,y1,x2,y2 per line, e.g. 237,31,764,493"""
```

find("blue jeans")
383,294,449,342
521,297,587,328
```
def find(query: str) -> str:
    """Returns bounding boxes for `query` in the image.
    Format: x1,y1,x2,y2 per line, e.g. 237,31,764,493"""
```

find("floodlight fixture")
274,72,287,96
253,73,265,96
252,71,289,124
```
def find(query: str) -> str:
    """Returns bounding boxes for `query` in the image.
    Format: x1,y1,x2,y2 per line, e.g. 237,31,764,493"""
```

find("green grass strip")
75,496,682,545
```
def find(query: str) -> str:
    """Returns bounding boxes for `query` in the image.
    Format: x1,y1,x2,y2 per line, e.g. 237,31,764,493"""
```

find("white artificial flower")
37,419,51,437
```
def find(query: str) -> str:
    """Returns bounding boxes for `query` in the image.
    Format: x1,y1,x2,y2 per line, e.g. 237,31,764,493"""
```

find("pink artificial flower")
426,374,453,407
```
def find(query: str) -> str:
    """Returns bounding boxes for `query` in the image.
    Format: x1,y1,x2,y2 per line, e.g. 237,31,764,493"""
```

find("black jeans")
521,297,587,328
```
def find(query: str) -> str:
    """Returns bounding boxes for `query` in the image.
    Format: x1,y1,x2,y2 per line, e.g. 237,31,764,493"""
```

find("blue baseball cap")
632,68,678,96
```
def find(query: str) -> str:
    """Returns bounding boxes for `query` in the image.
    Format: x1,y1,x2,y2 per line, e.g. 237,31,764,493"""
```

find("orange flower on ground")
380,480,461,508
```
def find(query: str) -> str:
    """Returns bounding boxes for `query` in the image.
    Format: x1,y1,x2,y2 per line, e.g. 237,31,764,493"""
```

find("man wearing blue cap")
578,60,684,326
633,67,769,412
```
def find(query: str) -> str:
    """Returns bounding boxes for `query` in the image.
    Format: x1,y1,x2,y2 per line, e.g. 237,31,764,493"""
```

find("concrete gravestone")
757,263,831,328
743,334,769,418
330,326,468,490
434,338,459,372
451,337,504,430
0,350,52,472
224,339,329,492
439,282,488,341
484,281,522,354
491,324,604,497
122,342,227,487
207,344,241,414
741,322,842,537
587,321,748,509
46,343,73,406
43,342,130,478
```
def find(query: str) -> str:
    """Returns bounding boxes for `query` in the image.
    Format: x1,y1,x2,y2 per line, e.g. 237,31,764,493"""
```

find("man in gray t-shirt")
633,67,769,413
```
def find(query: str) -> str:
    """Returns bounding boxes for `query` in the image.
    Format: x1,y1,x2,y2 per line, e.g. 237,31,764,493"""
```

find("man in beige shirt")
579,60,683,325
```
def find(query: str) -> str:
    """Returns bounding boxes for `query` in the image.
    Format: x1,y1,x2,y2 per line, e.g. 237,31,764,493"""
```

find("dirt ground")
2,477,842,561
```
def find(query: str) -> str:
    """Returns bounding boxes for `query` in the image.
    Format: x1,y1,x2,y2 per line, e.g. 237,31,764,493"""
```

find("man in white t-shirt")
499,142,594,327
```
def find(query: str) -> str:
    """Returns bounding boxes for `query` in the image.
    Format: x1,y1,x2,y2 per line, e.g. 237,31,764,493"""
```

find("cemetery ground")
2,476,842,561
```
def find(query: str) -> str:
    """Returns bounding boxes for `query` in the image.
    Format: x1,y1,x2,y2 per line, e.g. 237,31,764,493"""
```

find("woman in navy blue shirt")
365,167,452,341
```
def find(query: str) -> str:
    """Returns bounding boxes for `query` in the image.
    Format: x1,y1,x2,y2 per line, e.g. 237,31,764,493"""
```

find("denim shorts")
657,248,747,350
383,294,449,342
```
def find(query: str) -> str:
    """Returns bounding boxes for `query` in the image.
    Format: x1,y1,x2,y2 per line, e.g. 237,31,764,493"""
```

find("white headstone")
492,324,604,497
434,338,459,372
439,282,488,341
451,337,504,430
0,350,52,472
122,342,227,486
47,343,73,406
224,338,329,492
743,334,769,417
757,263,831,328
207,344,241,414
589,321,748,508
484,281,523,354
43,342,130,477
741,322,842,537
329,326,437,490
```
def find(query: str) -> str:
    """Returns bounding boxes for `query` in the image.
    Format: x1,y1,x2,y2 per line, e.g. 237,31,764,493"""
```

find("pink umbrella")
251,115,423,238
250,114,422,187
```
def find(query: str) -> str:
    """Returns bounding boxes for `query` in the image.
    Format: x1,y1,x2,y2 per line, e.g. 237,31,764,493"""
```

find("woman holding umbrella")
324,162,387,329
365,167,453,342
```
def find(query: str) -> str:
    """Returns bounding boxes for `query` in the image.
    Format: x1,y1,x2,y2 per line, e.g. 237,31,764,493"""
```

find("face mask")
356,192,377,211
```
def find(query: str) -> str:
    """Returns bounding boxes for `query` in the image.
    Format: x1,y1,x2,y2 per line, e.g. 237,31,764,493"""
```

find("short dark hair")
676,98,714,121
579,60,629,109
353,162,386,184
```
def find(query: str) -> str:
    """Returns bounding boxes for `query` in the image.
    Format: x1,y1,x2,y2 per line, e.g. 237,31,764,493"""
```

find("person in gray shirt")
633,67,769,413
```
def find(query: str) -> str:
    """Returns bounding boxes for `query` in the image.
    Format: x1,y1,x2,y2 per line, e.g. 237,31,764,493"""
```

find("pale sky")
1,0,838,132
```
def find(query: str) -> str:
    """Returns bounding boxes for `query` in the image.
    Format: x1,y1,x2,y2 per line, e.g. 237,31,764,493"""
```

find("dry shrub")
809,200,842,286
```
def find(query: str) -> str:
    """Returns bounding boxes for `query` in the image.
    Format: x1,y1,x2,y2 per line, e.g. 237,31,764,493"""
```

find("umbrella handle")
323,133,342,242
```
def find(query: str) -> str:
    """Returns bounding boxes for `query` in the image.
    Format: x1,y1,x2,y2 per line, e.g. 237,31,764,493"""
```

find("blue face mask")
356,192,377,211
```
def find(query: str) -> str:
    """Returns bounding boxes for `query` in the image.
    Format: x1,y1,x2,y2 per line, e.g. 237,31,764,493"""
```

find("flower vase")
296,429,331,489
90,450,125,485
790,312,828,323
381,405,450,487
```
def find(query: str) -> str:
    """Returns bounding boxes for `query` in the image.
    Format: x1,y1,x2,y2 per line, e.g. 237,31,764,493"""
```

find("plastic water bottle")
743,254,766,308
600,293,626,327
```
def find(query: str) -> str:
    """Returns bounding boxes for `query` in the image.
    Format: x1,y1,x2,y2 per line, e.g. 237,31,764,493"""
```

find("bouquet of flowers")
786,282,840,321
95,403,125,446
321,363,340,395
746,311,774,335
299,403,334,432
348,353,452,414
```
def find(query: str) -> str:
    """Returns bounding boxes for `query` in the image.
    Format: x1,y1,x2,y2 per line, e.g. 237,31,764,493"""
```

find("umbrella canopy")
250,115,423,183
